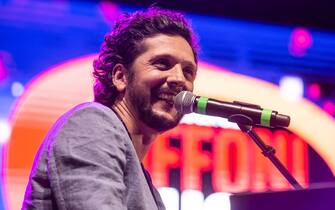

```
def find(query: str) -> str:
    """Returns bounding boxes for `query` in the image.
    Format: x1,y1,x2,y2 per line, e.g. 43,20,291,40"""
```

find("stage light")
279,76,304,102
0,60,7,81
203,192,231,210
181,190,204,210
98,1,120,23
0,51,11,81
158,187,179,210
11,81,24,97
307,83,321,99
0,119,10,144
289,28,313,57
323,100,335,116
180,113,239,129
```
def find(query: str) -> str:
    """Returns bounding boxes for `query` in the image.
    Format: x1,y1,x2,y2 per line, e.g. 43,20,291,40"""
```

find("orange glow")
149,127,181,187
145,125,308,193
5,55,95,210
212,129,249,192
181,125,213,190
194,63,335,175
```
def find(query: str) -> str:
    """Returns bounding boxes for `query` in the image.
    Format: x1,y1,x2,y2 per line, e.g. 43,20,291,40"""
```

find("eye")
153,58,172,70
183,67,196,80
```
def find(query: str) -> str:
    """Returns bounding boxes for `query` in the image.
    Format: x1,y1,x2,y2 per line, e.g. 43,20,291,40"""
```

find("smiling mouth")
156,93,176,106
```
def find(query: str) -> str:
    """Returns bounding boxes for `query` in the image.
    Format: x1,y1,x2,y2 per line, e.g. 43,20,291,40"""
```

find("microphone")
174,91,290,128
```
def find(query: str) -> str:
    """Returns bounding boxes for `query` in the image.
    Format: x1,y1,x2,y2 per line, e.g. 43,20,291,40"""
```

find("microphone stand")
230,114,303,190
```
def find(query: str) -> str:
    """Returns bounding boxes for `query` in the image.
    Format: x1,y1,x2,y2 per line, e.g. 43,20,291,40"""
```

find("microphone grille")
174,91,196,114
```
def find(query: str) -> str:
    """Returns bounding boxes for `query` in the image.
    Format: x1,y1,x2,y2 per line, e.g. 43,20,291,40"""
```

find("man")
22,7,198,210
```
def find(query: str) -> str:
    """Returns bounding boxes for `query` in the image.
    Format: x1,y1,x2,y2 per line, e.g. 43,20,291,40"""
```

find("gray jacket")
22,102,165,210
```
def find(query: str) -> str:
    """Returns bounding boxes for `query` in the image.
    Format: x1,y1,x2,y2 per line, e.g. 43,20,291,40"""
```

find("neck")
112,100,158,161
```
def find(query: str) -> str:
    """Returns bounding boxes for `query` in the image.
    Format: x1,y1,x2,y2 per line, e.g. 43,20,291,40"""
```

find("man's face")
125,34,197,132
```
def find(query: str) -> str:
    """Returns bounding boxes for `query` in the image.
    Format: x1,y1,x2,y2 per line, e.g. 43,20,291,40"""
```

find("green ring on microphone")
197,96,208,114
261,109,272,127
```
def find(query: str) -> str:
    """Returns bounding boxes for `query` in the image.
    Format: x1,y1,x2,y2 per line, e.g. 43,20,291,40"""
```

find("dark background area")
93,0,335,30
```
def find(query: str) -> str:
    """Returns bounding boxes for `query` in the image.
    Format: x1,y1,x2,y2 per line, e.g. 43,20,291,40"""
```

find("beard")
127,85,184,132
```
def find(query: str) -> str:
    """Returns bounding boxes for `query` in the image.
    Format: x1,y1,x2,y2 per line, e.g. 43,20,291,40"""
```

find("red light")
0,55,8,81
98,1,120,23
323,101,335,116
307,83,321,99
289,28,313,57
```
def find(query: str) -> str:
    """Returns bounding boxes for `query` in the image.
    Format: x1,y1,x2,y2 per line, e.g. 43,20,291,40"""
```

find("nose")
166,65,187,90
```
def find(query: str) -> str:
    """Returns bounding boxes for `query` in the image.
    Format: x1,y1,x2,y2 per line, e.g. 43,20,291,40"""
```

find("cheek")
143,75,167,89
186,81,194,91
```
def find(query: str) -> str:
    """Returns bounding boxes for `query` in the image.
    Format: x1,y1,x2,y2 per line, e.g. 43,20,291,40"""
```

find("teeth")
157,93,174,101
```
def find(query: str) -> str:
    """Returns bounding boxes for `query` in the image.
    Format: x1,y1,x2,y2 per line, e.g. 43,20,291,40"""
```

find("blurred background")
1,0,335,209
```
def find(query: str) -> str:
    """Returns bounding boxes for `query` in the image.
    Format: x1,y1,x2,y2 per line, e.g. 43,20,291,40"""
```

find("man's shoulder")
58,102,121,127
64,101,115,118
47,102,129,147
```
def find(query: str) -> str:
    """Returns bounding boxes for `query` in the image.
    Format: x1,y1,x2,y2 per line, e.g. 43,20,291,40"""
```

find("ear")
111,64,128,92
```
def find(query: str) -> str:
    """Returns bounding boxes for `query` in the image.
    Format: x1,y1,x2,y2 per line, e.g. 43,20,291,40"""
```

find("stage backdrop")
1,1,335,210
5,56,335,210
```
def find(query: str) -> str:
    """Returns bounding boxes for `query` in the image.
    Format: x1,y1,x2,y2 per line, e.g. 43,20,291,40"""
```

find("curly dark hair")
93,7,198,107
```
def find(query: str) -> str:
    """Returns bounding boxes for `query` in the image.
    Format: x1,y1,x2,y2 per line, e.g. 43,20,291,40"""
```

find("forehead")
139,34,196,65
